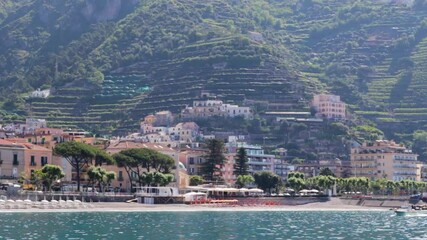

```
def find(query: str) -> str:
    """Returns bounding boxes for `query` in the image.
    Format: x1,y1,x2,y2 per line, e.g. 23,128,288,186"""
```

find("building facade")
0,139,52,181
350,140,418,181
227,143,275,174
312,94,346,119
181,100,252,119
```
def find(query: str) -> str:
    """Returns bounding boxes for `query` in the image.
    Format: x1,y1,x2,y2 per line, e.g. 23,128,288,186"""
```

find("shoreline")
0,201,390,213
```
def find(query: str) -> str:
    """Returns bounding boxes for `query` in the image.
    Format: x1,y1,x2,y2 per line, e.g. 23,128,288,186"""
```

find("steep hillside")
0,0,317,133
2,0,427,138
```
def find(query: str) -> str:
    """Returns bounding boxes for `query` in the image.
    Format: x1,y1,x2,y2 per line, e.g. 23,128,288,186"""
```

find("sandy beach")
0,198,388,213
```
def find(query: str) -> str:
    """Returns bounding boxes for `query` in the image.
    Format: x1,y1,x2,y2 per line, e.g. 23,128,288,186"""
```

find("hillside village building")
0,139,52,181
181,100,252,119
350,140,419,181
312,94,346,119
226,141,276,174
154,111,174,127
140,117,200,144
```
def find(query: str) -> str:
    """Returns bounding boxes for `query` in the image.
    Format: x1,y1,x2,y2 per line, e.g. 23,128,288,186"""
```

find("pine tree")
202,139,226,182
234,147,248,176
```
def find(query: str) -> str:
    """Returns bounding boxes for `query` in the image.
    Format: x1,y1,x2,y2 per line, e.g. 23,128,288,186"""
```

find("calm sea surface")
0,211,424,239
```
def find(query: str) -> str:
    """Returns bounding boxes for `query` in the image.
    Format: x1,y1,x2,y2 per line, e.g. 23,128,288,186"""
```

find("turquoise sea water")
0,211,424,239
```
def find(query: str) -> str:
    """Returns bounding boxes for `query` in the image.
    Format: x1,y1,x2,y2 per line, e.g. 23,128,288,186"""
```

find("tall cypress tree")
202,139,226,182
234,147,248,176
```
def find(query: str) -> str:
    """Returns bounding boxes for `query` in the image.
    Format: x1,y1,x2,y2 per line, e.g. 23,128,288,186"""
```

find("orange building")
0,139,52,182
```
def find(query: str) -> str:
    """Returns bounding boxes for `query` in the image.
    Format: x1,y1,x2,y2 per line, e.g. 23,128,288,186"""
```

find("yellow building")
351,140,418,181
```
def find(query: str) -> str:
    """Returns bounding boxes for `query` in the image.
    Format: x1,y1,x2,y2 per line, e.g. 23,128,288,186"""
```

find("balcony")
248,160,272,166
353,165,377,169
352,158,376,162
394,172,417,176
393,165,417,169
13,160,19,166
393,157,416,161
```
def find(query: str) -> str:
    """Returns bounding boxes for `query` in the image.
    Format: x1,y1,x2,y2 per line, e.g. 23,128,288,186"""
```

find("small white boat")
395,206,427,216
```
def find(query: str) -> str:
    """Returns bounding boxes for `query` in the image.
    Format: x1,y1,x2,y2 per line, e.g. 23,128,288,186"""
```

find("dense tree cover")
1,0,427,147
286,175,427,196
319,168,336,177
236,174,255,188
34,164,65,192
202,139,227,182
254,171,281,193
53,141,113,191
112,148,175,190
189,175,204,186
87,166,116,192
234,147,249,177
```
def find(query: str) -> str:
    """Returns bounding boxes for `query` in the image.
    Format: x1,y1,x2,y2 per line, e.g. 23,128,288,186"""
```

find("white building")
222,104,252,119
181,100,252,119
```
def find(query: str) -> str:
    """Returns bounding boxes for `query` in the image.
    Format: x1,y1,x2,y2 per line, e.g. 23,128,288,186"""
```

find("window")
30,156,36,166
41,156,48,166
189,157,194,165
118,171,123,181
13,154,19,165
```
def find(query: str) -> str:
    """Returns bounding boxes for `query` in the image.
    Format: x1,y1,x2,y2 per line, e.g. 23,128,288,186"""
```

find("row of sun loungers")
0,199,95,209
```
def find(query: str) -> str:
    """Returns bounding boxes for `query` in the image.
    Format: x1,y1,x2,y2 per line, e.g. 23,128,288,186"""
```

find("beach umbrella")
0,199,5,204
50,200,58,204
7,199,15,203
309,189,319,193
15,200,23,203
41,200,49,204
299,189,310,193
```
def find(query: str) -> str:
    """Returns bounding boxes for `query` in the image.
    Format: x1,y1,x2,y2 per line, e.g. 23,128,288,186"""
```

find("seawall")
339,198,414,208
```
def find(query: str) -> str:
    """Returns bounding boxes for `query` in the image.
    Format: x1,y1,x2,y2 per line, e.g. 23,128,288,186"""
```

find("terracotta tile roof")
0,138,50,151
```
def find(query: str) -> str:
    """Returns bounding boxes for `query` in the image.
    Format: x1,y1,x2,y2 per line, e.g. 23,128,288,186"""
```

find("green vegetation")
87,166,116,192
53,141,112,191
234,147,249,177
202,139,226,182
34,164,65,192
285,175,427,196
1,0,427,143
254,171,281,193
236,174,255,188
189,175,204,186
111,148,175,189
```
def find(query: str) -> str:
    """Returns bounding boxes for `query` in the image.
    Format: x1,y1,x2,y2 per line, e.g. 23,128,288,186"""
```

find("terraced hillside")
280,0,427,138
3,0,427,137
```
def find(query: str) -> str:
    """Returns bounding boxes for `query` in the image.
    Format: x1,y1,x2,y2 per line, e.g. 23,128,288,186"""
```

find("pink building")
312,94,346,119
222,154,236,185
